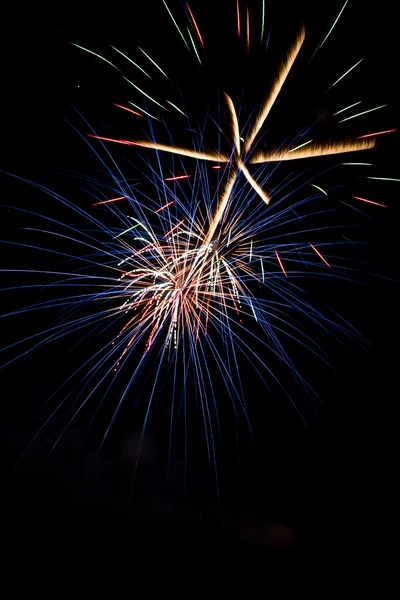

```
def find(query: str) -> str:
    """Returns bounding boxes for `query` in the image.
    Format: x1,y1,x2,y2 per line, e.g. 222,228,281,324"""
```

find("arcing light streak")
111,45,152,79
338,104,387,124
138,46,170,80
325,58,363,92
274,249,288,277
91,196,128,206
357,129,397,139
310,0,349,59
352,196,387,207
162,0,190,51
113,104,143,117
308,243,331,267
186,3,204,47
333,101,362,116
244,27,305,151
71,43,121,71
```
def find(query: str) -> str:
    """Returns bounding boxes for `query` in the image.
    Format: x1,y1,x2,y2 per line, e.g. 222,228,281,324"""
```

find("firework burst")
1,1,396,483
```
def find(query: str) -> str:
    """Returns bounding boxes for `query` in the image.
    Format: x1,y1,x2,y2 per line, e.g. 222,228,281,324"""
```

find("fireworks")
1,1,395,477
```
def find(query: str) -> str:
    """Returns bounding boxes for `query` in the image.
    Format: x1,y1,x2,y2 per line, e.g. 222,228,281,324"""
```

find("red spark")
357,129,397,139
186,3,204,47
237,0,241,38
308,242,331,268
113,103,143,117
88,134,138,146
352,196,387,208
274,248,288,277
91,196,127,206
164,174,191,181
155,200,176,213
246,6,250,52
164,219,186,238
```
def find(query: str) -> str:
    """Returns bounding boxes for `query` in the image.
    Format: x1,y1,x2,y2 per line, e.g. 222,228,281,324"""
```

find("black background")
1,0,398,549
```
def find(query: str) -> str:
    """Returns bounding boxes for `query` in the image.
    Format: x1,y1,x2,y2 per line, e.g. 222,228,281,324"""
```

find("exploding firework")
1,0,396,481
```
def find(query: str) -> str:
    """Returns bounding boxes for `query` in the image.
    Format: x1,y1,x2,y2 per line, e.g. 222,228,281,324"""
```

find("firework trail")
0,1,395,480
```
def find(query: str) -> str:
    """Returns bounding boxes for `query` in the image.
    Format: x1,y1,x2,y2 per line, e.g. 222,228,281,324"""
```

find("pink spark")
352,196,387,208
164,174,191,181
308,242,331,268
88,134,138,146
237,0,241,38
357,129,397,139
113,103,143,117
164,219,186,238
274,248,288,277
212,165,222,169
91,196,127,206
155,200,176,213
186,3,204,47
246,6,250,52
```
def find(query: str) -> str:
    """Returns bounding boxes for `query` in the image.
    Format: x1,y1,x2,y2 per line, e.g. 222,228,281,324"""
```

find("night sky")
1,0,398,549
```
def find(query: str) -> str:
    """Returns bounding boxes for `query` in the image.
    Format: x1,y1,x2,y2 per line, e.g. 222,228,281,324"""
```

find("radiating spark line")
187,27,203,66
250,138,375,163
249,239,253,262
274,249,288,277
260,259,265,283
113,225,139,239
261,0,265,45
110,46,152,78
289,139,313,152
325,58,363,92
123,139,229,162
71,43,121,71
88,135,142,146
113,104,143,117
164,175,191,181
357,129,397,139
91,196,127,206
237,0,241,38
352,196,387,207
340,162,372,166
138,47,169,80
310,0,349,60
128,102,160,121
245,26,305,151
164,219,186,238
123,77,166,110
162,0,190,51
366,177,400,181
166,100,187,117
333,101,362,116
212,166,222,169
186,3,204,47
249,299,258,321
246,6,250,52
308,243,331,267
338,104,387,123
155,201,176,213
311,184,328,195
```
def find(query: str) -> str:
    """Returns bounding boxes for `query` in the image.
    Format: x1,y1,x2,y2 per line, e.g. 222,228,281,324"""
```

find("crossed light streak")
95,26,375,245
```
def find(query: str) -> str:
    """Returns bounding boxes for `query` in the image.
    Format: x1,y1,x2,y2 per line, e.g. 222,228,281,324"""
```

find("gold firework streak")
244,27,306,152
249,138,375,163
